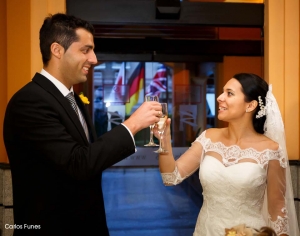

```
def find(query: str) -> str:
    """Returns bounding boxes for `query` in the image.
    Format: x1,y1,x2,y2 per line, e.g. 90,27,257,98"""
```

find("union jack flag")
146,66,167,96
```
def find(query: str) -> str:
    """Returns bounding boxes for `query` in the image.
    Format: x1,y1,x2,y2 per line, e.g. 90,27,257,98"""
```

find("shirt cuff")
121,123,137,152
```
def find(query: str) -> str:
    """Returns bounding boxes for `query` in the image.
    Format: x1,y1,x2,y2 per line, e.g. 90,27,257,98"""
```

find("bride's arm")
156,118,204,186
267,158,289,236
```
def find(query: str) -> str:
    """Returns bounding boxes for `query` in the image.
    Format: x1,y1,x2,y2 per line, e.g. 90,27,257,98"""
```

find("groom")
3,13,161,236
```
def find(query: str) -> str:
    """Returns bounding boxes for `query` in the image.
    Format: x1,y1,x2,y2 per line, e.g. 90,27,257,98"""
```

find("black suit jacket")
3,73,135,236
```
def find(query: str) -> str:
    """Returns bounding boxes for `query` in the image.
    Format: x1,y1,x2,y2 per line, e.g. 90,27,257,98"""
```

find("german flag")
125,63,145,115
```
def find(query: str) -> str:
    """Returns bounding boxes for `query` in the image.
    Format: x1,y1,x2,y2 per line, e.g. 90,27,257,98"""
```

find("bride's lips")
218,106,227,113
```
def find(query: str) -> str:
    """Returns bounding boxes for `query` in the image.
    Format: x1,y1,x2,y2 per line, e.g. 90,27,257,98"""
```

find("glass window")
92,61,216,147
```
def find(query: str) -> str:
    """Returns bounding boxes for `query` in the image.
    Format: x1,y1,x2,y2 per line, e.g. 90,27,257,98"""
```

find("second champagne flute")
154,103,168,153
144,95,159,146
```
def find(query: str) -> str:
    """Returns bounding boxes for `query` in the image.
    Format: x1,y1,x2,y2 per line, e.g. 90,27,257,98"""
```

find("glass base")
154,148,168,154
144,142,159,147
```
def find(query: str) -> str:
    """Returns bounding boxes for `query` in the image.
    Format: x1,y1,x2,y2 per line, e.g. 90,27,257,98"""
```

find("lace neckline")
202,130,282,153
198,130,286,168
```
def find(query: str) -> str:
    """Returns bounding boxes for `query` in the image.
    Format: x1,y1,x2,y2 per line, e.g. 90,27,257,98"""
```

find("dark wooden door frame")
67,0,263,27
67,0,264,60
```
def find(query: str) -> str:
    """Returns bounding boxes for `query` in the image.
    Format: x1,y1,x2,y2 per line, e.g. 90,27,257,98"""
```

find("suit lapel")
32,73,90,143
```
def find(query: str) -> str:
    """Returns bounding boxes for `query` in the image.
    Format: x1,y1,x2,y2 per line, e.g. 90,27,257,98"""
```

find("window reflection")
94,86,108,136
92,61,216,147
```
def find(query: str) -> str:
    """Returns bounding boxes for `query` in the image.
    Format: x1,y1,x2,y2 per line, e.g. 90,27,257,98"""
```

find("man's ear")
50,42,64,59
247,100,258,112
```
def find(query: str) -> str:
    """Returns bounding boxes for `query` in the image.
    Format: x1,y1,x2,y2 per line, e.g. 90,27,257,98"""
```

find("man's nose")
89,51,97,65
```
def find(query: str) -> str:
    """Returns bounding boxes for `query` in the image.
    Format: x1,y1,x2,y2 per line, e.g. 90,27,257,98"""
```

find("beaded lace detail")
269,208,289,235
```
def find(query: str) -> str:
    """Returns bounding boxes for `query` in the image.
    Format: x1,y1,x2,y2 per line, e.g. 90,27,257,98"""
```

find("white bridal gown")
195,155,267,235
161,130,294,236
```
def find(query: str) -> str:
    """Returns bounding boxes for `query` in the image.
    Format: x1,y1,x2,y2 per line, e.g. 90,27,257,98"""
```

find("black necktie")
66,92,89,141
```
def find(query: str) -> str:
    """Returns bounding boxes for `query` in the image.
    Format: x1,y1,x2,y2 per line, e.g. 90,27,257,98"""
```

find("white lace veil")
262,85,300,235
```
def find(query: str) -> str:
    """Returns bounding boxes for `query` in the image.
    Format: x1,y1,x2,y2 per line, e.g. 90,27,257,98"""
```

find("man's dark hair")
39,13,95,66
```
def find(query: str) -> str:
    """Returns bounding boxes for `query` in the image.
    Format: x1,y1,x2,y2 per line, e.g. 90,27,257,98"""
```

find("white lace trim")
161,166,184,185
195,131,287,169
269,207,289,235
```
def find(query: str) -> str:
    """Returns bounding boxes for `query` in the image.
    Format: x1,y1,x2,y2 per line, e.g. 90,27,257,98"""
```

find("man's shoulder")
8,74,54,107
15,73,57,96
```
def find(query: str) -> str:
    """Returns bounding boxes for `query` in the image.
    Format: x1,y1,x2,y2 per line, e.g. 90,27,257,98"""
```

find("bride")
155,73,299,236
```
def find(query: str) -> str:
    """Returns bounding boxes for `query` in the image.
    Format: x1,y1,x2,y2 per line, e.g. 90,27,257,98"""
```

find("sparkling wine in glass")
154,103,168,153
144,95,159,147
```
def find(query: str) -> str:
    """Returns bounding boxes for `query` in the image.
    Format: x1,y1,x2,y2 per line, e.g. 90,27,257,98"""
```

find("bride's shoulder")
202,128,226,139
259,134,279,151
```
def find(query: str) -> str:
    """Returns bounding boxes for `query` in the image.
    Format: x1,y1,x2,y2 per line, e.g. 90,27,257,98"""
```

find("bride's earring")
246,108,249,113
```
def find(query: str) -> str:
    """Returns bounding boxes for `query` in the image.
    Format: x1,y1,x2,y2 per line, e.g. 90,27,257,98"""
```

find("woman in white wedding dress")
155,73,299,236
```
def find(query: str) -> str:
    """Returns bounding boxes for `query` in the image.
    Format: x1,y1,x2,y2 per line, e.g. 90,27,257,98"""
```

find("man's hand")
123,101,162,135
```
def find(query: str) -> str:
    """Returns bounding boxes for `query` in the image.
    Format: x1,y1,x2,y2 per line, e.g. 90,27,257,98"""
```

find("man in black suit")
3,13,162,236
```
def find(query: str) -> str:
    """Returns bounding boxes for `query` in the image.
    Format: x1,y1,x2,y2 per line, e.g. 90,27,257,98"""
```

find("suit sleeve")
4,85,136,180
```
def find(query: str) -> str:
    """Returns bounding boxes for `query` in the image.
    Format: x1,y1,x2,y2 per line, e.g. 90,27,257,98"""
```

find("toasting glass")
144,95,159,146
154,103,168,153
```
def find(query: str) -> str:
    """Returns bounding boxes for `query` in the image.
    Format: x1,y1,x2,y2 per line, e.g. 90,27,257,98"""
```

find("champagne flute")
144,95,159,146
154,103,168,153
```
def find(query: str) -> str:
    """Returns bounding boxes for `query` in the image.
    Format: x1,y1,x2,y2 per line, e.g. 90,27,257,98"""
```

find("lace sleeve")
263,85,299,236
160,134,204,186
266,158,289,236
161,165,184,185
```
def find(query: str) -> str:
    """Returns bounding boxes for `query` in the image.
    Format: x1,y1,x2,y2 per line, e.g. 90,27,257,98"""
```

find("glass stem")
159,132,163,151
149,127,154,143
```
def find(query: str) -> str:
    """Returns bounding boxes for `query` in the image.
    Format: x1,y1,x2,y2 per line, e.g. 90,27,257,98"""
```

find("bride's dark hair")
233,73,268,134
